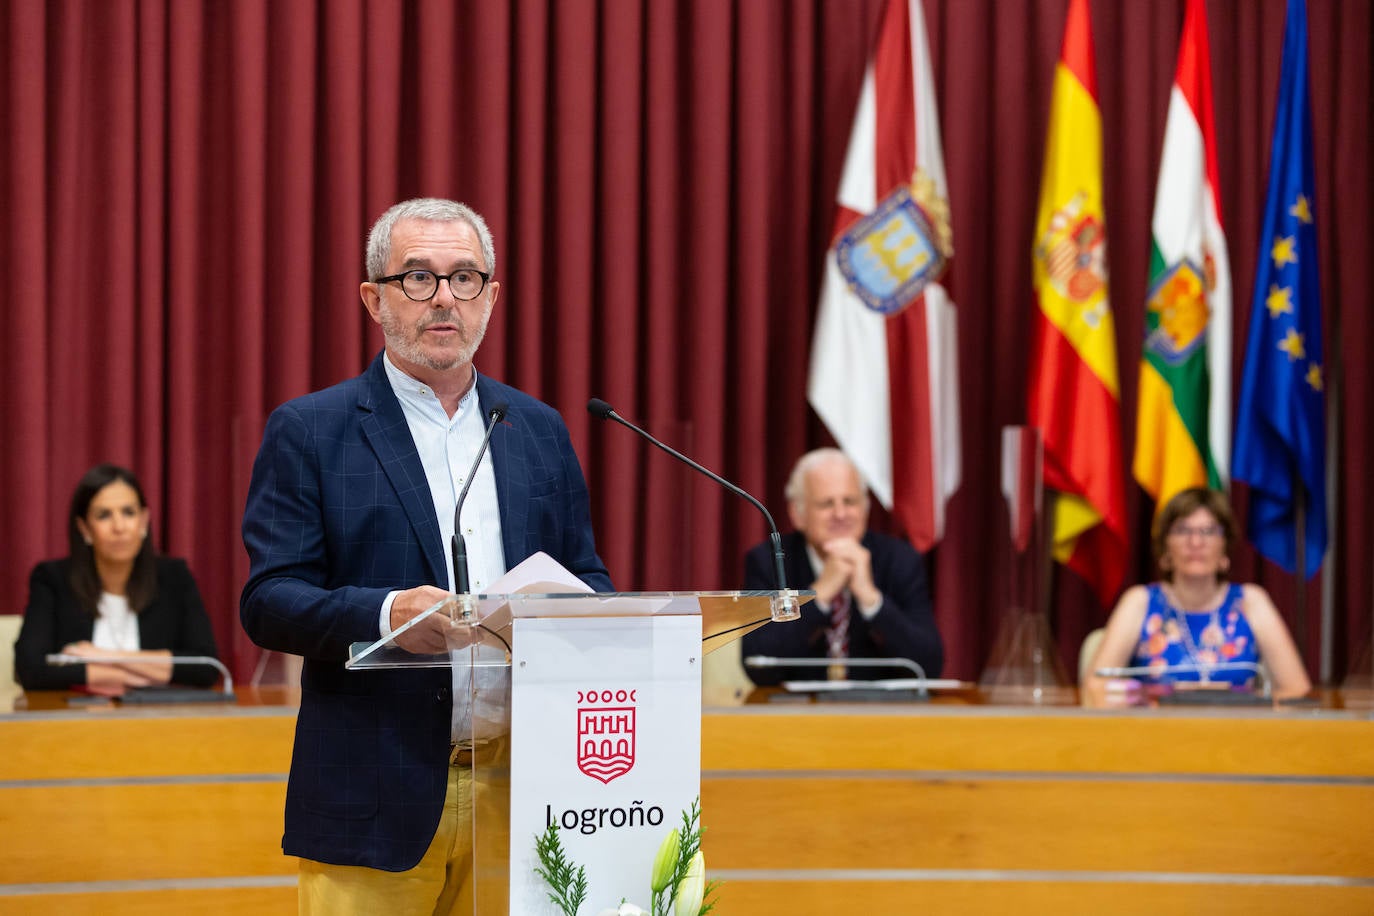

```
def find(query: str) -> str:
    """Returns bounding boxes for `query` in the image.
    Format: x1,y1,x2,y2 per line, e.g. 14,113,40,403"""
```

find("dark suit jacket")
740,530,943,685
14,557,220,689
240,352,612,872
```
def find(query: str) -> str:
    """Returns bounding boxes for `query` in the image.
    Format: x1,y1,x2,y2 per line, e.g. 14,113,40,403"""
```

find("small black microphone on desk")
587,397,797,620
453,401,509,596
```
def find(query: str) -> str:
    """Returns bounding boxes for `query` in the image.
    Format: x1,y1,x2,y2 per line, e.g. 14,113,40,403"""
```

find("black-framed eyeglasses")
372,267,490,302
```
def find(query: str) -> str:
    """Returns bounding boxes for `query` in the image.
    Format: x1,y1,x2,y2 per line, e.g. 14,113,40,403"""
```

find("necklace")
1163,586,1225,683
1169,607,1218,681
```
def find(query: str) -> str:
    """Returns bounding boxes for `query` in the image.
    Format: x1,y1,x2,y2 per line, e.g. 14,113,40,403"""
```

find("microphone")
453,401,509,599
46,653,235,700
587,398,799,621
744,655,951,698
1093,661,1270,698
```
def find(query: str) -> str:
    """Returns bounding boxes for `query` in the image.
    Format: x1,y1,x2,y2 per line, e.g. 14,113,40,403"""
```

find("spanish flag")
1027,0,1127,608
1133,0,1232,512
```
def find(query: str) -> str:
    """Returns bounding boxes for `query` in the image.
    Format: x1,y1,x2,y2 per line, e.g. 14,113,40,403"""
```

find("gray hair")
365,198,496,279
784,447,866,508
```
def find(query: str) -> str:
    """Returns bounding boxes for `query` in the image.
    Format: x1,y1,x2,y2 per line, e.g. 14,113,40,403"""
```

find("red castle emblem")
576,689,637,784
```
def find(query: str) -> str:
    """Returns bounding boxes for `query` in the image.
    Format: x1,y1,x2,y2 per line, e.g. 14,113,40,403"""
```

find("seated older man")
741,448,943,685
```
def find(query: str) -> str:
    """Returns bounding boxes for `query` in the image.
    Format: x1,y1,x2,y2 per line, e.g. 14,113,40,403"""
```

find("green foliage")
534,799,720,916
650,798,717,916
534,823,589,916
698,880,722,915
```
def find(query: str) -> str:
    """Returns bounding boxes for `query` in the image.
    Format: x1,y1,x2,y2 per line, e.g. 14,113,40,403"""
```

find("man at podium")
241,198,612,914
741,448,943,685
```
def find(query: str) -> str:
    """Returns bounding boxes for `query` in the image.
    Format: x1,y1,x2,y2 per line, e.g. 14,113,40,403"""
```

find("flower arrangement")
535,798,718,916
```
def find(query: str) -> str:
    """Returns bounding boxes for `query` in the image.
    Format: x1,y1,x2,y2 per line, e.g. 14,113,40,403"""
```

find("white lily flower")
673,851,705,916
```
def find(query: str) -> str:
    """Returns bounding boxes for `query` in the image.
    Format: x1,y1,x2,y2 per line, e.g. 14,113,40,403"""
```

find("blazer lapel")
479,376,531,568
358,355,448,586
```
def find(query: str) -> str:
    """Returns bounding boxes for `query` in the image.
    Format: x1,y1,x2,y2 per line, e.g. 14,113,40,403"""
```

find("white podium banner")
509,614,702,913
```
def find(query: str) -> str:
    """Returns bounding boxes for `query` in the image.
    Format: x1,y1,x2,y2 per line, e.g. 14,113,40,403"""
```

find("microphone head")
488,401,509,422
587,398,616,420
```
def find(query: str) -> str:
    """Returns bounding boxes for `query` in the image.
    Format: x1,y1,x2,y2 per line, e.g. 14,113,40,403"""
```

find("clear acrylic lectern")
345,587,808,914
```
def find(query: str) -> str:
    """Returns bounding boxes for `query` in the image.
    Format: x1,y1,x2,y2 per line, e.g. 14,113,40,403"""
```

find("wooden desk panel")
3,693,1372,914
702,777,1374,875
700,705,1374,914
0,887,296,916
0,714,295,781
0,693,298,911
703,707,1374,777
0,782,294,883
712,881,1374,916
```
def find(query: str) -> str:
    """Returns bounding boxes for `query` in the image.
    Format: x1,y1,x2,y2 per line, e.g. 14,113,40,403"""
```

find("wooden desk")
2,690,1372,915
0,689,299,915
701,698,1374,915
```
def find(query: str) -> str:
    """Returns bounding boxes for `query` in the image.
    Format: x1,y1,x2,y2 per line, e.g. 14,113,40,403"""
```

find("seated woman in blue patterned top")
1085,487,1311,701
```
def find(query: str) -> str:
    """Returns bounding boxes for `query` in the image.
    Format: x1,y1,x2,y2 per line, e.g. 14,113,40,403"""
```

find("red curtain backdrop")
2,0,1370,684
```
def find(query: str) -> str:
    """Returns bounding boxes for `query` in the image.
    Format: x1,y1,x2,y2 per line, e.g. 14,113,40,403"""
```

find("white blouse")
92,593,140,651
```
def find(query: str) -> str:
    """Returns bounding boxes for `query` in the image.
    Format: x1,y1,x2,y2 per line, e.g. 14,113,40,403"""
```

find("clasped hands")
812,537,881,610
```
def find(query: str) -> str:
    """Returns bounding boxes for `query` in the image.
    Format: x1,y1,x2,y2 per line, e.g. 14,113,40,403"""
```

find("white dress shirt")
378,354,509,741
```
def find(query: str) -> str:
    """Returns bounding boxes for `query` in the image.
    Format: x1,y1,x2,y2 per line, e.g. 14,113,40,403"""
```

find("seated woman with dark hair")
14,464,220,693
1085,487,1311,702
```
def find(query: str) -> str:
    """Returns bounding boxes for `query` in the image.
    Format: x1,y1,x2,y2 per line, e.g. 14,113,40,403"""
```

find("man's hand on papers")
390,586,475,654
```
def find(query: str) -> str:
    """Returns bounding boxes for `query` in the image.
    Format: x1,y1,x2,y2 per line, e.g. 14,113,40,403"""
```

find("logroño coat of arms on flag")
834,168,953,315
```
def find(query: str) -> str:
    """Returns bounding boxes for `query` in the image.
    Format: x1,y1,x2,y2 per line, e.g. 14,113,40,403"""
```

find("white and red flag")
808,0,960,549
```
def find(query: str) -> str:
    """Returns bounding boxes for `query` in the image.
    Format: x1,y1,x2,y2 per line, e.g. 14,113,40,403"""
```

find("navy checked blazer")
240,351,612,871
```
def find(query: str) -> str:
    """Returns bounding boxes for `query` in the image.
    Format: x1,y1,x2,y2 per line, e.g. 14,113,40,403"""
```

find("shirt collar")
381,352,479,420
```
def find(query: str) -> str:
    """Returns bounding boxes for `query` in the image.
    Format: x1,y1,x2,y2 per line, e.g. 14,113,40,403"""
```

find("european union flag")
1233,0,1326,578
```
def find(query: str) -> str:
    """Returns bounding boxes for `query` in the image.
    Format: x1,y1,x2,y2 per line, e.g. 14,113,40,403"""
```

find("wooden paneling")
0,698,299,910
702,778,1374,876
0,714,294,781
0,886,295,916
703,708,1374,777
3,695,1372,913
0,783,293,884
696,706,1374,912
711,881,1374,916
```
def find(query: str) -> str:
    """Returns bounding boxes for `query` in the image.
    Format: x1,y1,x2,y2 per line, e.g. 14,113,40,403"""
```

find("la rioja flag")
1133,0,1233,512
808,0,961,550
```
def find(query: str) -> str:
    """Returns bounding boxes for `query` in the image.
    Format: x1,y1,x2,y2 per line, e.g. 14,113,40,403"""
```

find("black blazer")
741,529,944,684
14,556,220,689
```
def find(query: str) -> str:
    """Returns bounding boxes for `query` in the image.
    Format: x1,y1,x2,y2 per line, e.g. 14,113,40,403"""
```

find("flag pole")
1293,478,1306,659
1320,278,1341,685
1038,489,1056,628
